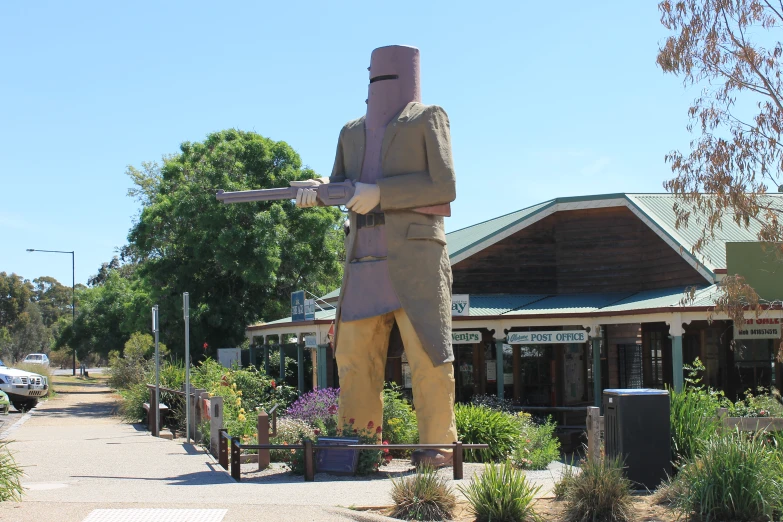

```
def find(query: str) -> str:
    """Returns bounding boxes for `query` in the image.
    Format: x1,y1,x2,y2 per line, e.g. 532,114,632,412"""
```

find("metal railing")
218,429,488,482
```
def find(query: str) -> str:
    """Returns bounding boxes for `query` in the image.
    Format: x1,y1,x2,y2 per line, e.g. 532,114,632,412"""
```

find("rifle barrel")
216,187,297,204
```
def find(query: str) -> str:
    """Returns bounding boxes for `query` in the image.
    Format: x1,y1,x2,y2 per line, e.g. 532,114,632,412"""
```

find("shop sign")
304,335,318,348
291,291,305,322
305,299,315,321
507,330,587,344
734,318,782,340
452,294,470,316
452,331,481,344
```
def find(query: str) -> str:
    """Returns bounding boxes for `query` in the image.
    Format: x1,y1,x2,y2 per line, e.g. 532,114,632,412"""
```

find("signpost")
292,291,305,322
152,305,160,437
734,318,781,340
452,331,481,344
507,330,587,344
305,299,315,321
315,437,360,475
452,294,470,316
183,292,190,444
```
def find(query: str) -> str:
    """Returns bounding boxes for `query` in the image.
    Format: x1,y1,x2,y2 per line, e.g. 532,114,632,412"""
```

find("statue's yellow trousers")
335,308,458,447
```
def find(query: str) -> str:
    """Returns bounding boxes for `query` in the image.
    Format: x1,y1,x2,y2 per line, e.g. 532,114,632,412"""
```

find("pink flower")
314,429,321,436
376,426,383,434
348,418,355,425
367,420,374,429
327,405,338,415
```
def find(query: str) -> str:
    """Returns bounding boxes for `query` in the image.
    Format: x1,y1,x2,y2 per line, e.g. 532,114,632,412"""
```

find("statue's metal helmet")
366,45,421,128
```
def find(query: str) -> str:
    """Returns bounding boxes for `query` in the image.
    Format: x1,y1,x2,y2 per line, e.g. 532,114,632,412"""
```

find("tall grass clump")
455,403,521,462
390,465,456,521
562,456,634,522
459,459,542,522
0,441,24,502
671,430,783,521
670,359,723,463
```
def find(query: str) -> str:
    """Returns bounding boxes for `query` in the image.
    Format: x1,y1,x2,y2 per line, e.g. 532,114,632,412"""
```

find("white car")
0,360,48,411
23,353,50,366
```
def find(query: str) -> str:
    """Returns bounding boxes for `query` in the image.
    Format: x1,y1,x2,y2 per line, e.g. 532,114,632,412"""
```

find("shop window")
618,344,643,389
518,345,555,406
734,339,774,392
646,331,664,388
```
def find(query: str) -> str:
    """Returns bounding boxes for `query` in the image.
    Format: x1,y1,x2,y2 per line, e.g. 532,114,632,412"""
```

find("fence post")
304,439,315,482
258,409,270,470
231,437,241,482
586,406,601,463
218,428,228,470
210,395,224,458
148,387,157,436
453,442,463,480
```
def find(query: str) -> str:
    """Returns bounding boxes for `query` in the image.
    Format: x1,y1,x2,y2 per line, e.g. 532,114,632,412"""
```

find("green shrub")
670,359,724,463
513,413,560,470
270,418,317,463
562,455,634,522
383,383,418,457
730,386,783,418
0,441,24,502
671,430,783,521
458,459,542,522
455,403,521,462
109,332,167,390
390,465,456,521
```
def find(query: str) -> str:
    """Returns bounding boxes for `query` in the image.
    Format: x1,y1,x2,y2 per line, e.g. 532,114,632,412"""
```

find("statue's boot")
411,449,453,468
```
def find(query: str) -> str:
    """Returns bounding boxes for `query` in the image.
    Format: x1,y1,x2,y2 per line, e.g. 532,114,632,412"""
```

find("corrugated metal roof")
627,194,783,271
446,200,554,259
599,286,717,313
467,295,547,316
261,308,336,326
504,293,630,316
258,286,721,327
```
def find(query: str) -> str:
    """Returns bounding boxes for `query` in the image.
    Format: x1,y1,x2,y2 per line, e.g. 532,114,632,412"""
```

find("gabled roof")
251,286,722,329
446,193,783,282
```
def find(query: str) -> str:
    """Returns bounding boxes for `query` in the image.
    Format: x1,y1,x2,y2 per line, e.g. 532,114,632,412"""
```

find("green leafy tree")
658,0,783,339
0,273,33,330
127,129,344,356
31,276,72,327
56,271,151,359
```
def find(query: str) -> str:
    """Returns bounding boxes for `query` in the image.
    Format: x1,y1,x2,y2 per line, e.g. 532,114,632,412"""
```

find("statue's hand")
290,179,327,207
346,182,381,215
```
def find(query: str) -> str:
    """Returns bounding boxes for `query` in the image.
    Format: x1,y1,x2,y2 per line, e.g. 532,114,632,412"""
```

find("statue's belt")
355,213,385,229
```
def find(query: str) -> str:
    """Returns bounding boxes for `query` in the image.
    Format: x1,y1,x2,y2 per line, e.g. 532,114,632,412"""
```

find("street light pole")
26,248,76,375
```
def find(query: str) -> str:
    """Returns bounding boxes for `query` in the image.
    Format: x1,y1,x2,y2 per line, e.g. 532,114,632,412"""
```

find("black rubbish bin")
603,388,670,490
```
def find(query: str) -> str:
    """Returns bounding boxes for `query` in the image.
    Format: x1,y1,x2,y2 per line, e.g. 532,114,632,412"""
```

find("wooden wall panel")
452,207,708,295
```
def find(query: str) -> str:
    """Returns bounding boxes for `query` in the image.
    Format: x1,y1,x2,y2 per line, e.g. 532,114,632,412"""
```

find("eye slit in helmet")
370,74,399,83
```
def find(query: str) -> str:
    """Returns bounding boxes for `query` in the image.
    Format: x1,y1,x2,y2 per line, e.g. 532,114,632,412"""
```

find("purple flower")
285,387,340,425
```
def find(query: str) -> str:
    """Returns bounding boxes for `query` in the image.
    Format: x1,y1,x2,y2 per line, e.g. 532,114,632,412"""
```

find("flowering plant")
285,387,340,431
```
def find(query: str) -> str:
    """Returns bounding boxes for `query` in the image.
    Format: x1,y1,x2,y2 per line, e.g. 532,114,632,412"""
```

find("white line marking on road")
82,509,227,522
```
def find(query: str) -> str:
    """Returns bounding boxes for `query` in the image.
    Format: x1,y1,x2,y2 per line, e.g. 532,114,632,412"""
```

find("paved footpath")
0,380,567,522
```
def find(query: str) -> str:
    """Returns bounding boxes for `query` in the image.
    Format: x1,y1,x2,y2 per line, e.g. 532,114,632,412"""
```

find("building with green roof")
247,192,783,412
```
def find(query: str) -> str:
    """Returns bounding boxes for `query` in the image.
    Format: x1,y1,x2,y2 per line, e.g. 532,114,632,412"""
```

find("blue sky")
1,1,695,287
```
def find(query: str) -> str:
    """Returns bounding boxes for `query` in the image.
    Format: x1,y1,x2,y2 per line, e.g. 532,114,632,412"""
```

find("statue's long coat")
329,101,457,365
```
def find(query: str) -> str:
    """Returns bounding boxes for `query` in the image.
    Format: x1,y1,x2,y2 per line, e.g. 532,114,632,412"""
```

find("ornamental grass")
562,455,634,522
0,441,24,502
390,465,456,521
458,459,542,522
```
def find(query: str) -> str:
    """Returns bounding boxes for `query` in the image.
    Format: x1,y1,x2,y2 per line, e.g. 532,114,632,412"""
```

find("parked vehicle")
0,367,48,411
23,353,50,366
0,390,9,415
